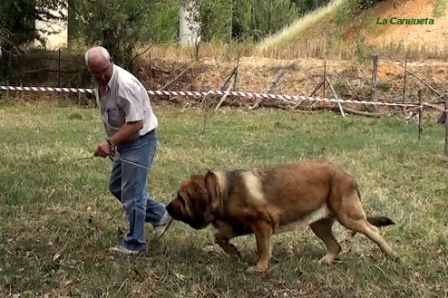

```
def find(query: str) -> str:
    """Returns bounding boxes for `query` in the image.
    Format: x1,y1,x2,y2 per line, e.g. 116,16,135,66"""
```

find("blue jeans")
108,129,166,252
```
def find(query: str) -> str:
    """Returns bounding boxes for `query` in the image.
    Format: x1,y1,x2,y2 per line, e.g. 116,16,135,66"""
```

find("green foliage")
335,0,361,24
0,0,67,47
0,0,338,77
149,0,307,44
182,0,301,43
293,0,333,13
74,0,181,71
0,0,35,48
0,0,67,81
181,0,231,42
146,2,181,43
75,0,147,69
232,0,301,42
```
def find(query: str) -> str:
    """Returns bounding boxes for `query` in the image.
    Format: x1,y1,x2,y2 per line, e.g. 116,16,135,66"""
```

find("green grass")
1,101,448,297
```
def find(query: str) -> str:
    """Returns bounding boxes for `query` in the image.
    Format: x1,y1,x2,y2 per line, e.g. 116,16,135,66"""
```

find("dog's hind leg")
335,191,398,259
309,218,342,264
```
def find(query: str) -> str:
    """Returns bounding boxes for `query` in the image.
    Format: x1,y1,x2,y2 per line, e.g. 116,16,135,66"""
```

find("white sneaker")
153,211,173,237
109,245,145,256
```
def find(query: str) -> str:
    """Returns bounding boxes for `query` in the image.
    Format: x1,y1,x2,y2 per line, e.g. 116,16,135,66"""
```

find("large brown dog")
166,159,398,272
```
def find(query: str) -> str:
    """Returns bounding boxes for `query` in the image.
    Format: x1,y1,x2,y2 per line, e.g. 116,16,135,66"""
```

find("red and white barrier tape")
1,85,446,111
0,85,94,94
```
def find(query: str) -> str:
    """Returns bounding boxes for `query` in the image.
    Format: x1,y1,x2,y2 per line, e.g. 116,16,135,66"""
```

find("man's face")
88,59,113,86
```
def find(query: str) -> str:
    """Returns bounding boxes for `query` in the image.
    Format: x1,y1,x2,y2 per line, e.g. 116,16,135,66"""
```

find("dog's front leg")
247,221,273,273
215,233,241,257
214,223,241,258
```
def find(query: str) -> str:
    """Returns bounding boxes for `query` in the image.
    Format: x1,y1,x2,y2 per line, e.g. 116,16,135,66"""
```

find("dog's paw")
228,244,242,258
235,250,242,259
246,265,268,273
317,255,340,265
388,252,401,262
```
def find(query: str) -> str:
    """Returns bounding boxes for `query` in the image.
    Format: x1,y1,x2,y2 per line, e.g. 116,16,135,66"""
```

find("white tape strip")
0,84,434,109
0,85,93,94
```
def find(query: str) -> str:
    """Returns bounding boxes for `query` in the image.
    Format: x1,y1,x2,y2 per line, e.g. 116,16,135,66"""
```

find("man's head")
84,46,114,86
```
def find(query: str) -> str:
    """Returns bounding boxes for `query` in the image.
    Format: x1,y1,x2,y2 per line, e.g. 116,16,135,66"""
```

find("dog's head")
166,171,221,230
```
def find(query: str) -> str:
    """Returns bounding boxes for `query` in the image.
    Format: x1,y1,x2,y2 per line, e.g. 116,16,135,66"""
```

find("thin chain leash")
73,154,184,182
109,155,151,169
74,155,150,169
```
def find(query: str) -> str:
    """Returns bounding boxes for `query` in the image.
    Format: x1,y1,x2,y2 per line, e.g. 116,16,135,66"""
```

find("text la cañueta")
376,17,435,25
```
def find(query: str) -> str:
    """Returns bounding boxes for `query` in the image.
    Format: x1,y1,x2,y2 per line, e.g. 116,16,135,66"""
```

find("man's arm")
110,83,145,146
108,121,143,146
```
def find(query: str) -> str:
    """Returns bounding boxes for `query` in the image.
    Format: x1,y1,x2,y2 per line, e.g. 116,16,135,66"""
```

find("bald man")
85,46,172,255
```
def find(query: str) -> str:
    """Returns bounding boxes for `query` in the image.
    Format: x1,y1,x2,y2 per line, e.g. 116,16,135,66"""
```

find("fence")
1,49,448,155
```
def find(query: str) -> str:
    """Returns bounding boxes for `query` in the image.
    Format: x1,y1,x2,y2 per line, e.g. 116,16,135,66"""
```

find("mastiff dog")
166,159,398,273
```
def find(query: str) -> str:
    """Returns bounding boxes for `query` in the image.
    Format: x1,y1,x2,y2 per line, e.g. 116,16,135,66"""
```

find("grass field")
1,100,448,297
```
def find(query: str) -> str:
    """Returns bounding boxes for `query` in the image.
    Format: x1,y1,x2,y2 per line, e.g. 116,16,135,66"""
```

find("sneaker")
109,245,145,256
153,211,173,237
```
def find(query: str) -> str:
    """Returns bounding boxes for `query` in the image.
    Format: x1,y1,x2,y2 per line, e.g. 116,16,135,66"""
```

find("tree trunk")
0,43,14,82
67,0,78,48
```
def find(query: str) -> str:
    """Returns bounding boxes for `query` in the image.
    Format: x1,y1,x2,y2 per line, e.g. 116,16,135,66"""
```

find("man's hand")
94,140,113,158
94,121,142,158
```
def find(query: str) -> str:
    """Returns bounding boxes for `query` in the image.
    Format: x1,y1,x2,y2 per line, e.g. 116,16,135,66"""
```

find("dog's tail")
366,216,395,227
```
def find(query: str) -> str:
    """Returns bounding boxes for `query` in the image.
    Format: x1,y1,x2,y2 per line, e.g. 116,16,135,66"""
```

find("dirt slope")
256,0,448,59
367,0,448,49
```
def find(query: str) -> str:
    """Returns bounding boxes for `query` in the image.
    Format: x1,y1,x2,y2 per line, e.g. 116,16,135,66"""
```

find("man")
85,46,172,255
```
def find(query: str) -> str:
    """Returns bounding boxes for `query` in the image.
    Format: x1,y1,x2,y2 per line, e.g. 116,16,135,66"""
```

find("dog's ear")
203,170,223,222
204,170,217,199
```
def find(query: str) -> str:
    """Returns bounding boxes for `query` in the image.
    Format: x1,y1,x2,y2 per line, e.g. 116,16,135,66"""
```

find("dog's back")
224,160,357,233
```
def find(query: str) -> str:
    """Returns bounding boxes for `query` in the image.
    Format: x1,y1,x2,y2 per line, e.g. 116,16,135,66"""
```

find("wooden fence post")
418,89,422,141
323,60,326,109
444,94,448,156
371,54,378,103
402,55,408,103
58,48,61,88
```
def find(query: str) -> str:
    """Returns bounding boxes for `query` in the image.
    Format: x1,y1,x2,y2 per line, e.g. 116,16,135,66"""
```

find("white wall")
179,1,201,47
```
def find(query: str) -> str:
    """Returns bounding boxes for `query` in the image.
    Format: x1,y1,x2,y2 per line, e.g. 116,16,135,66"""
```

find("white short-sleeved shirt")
94,64,158,139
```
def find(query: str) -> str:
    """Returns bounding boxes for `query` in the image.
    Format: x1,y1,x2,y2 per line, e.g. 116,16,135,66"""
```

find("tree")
293,0,332,13
243,0,300,41
0,0,67,81
73,0,180,72
182,0,301,43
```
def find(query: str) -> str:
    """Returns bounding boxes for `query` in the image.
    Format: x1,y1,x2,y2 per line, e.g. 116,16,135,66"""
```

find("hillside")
256,0,448,61
367,0,448,50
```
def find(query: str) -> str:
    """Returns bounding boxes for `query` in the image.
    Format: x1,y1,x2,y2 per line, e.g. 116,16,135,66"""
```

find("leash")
74,155,150,169
74,154,184,182
110,156,150,169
